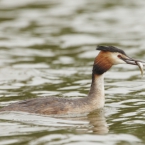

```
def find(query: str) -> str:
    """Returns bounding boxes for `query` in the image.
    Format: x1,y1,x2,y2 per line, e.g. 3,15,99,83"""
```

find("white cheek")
111,53,126,65
113,58,126,65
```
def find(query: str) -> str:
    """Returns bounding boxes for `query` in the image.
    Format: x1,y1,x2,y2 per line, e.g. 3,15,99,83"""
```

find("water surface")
0,0,145,145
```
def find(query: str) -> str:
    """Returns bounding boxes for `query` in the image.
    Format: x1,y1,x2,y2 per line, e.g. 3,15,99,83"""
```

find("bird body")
0,46,144,115
0,74,104,115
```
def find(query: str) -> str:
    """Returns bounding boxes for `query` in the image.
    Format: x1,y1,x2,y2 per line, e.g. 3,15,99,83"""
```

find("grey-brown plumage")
0,96,99,115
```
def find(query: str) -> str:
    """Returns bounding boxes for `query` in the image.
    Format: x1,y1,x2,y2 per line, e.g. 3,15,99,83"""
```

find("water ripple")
0,0,145,144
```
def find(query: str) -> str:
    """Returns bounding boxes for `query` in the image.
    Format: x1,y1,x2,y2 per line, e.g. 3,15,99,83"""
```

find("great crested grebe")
0,46,144,115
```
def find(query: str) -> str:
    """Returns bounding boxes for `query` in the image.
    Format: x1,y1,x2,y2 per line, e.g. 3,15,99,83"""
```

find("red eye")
118,55,122,58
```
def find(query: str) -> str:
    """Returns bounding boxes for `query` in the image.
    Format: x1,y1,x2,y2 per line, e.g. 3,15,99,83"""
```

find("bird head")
93,46,144,75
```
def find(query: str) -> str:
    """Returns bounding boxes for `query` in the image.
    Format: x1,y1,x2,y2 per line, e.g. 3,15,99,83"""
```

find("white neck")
87,74,105,109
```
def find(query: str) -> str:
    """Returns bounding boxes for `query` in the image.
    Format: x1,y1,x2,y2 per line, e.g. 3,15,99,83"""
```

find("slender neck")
87,73,105,108
86,52,113,109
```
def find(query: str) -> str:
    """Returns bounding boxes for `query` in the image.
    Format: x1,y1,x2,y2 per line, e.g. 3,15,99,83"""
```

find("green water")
0,0,145,144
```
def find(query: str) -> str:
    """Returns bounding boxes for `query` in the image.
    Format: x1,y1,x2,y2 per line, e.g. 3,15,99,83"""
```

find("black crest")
96,46,126,55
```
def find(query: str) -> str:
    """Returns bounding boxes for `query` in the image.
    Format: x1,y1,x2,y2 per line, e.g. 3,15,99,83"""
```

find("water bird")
0,46,144,115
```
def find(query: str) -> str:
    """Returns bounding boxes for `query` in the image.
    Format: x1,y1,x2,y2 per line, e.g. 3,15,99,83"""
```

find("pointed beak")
121,55,145,66
121,55,145,76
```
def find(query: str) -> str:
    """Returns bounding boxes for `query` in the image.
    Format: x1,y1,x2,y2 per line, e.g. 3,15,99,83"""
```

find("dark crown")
96,46,126,55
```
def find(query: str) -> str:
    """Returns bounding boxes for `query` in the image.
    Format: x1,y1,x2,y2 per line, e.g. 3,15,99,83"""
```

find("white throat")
88,74,105,109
